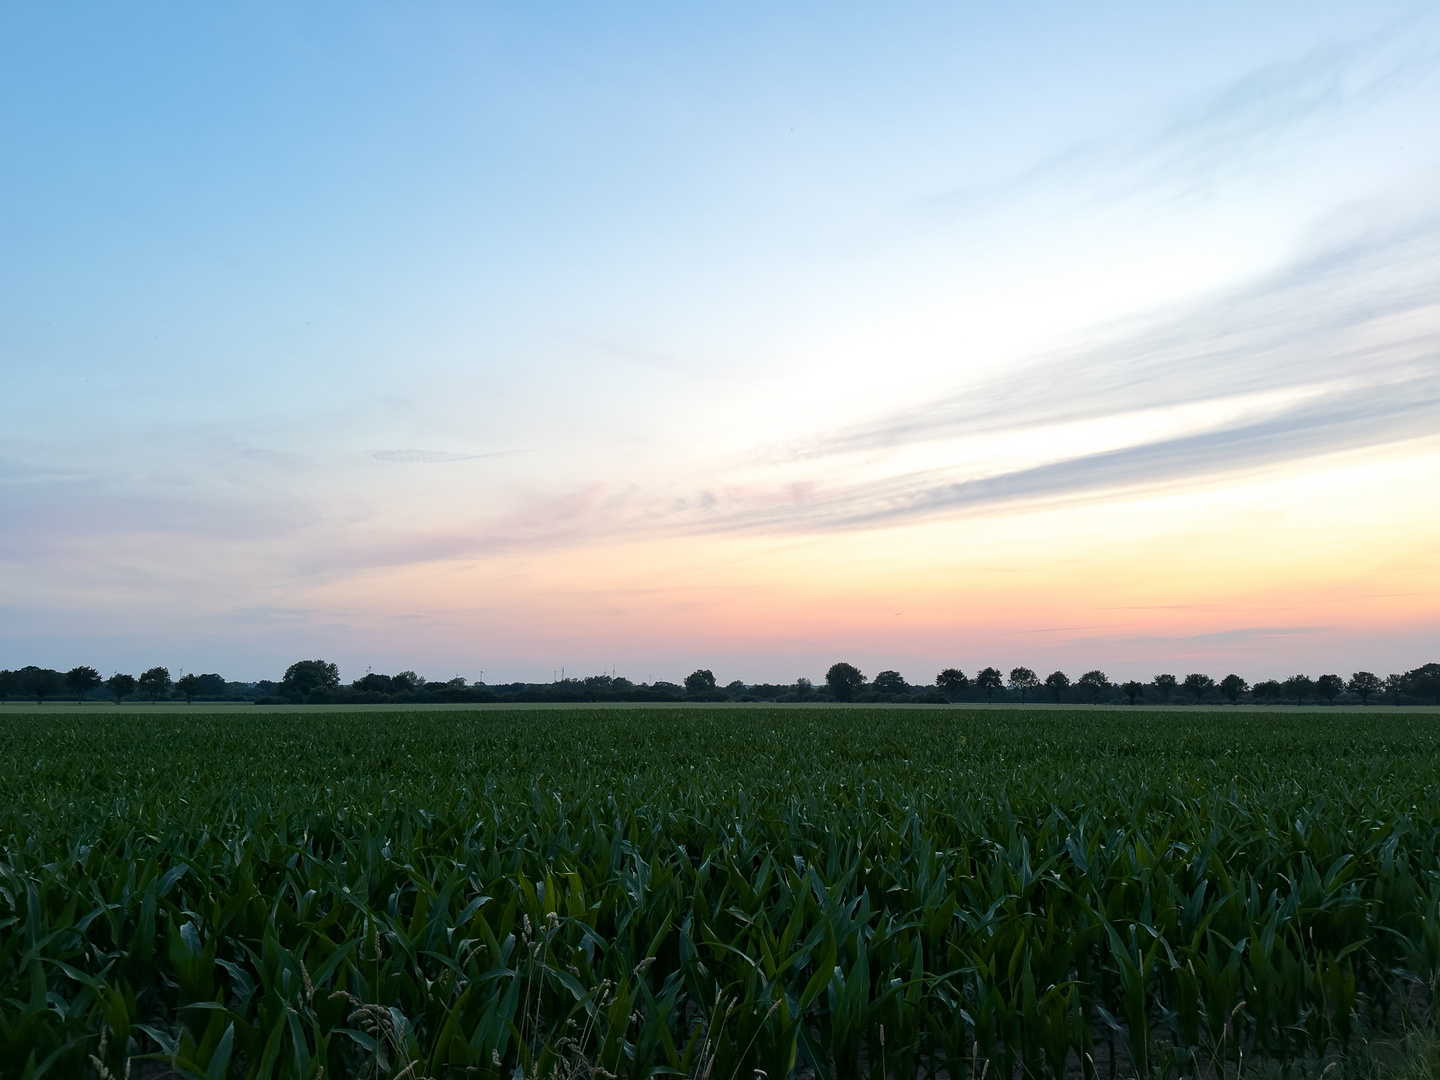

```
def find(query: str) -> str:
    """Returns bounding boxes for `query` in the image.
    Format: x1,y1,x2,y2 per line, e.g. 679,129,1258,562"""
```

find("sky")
3,1,1439,686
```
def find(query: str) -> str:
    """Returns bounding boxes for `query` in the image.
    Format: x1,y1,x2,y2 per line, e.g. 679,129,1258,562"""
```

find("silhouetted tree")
1121,680,1144,706
282,660,340,703
1077,670,1108,703
17,666,62,705
1383,673,1403,704
1316,674,1345,704
195,674,227,697
976,667,1004,702
1405,664,1440,704
176,673,203,704
1219,674,1248,704
355,673,394,693
106,673,136,705
1182,673,1215,704
826,663,865,702
1153,674,1178,704
684,669,717,694
936,668,969,701
0,669,12,705
1252,679,1282,705
65,665,101,703
1347,671,1381,705
873,670,908,695
1283,674,1314,706
1043,670,1070,704
1008,667,1038,703
393,670,421,692
138,667,172,703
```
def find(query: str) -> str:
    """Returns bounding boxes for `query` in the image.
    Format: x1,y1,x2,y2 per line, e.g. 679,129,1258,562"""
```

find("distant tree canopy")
65,665,101,703
1284,674,1315,706
1008,667,1039,703
1348,671,1382,705
1153,674,1178,703
1182,673,1215,704
975,667,1004,701
935,668,969,700
282,660,341,703
175,673,204,704
15,666,63,705
106,672,137,705
138,667,172,703
825,663,865,702
1252,679,1282,704
5,655,1438,708
872,670,908,695
1316,673,1345,704
684,669,717,695
1403,664,1440,703
1077,670,1109,703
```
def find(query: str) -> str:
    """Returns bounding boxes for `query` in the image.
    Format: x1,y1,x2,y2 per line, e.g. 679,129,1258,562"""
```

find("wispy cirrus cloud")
929,29,1438,216
275,210,1440,570
666,211,1440,534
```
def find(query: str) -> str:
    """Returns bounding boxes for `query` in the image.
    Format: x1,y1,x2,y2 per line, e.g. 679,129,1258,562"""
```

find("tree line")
2,658,1438,705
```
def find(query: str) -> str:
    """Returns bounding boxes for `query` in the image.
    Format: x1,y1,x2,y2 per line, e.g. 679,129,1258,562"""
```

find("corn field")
2,708,1439,1079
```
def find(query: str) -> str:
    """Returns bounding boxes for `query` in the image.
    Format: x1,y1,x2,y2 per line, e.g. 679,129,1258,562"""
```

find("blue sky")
3,2,1439,684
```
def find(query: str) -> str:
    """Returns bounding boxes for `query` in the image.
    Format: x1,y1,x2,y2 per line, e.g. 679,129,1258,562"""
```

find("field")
3,708,1440,1080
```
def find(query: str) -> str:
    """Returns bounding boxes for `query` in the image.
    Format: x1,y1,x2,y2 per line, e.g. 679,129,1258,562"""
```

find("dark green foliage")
1153,673,1178,703
1182,673,1214,703
1349,671,1382,705
1220,674,1248,703
684,669,717,695
3,708,1440,1079
281,660,341,703
14,666,62,705
975,667,1004,700
1316,673,1345,704
138,666,172,702
64,665,101,703
176,673,203,703
105,672,137,704
935,668,969,700
1076,670,1108,703
872,671,907,695
825,662,864,701
1253,678,1283,704
1007,666,1038,702
1406,664,1440,703
1285,673,1315,705
1121,679,1144,705
1043,670,1069,703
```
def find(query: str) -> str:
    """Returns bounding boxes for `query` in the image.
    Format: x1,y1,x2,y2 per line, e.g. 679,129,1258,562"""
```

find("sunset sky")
3,2,1439,685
